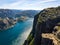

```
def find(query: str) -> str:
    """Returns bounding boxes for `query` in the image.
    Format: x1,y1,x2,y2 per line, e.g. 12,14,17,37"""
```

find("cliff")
23,6,60,45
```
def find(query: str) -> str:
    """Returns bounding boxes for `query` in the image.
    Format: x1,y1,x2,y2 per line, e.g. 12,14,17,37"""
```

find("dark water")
0,18,33,45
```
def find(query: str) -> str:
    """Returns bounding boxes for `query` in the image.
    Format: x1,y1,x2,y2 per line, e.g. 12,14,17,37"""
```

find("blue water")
0,18,33,45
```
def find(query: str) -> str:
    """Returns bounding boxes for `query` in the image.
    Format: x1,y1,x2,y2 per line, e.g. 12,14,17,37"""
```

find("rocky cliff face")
23,6,60,45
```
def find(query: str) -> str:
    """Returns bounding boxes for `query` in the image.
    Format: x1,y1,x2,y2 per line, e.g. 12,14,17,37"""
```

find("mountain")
15,10,40,18
0,9,40,30
0,9,40,18
23,6,60,45
0,9,22,18
0,17,17,30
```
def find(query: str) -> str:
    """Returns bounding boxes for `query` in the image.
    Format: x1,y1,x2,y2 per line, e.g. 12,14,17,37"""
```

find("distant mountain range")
0,9,40,30
0,9,40,18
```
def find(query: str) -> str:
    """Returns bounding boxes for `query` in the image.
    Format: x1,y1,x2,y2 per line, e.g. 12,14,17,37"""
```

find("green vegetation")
29,38,34,45
27,33,34,45
27,34,33,41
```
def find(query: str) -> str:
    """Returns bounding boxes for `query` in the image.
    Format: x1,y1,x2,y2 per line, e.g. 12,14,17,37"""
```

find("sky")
0,0,60,10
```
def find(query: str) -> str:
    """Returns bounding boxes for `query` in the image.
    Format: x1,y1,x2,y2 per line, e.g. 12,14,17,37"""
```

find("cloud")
0,0,58,10
27,0,56,6
0,0,24,8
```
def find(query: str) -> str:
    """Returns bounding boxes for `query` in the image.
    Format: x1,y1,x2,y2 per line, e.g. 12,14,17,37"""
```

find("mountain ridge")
0,9,40,18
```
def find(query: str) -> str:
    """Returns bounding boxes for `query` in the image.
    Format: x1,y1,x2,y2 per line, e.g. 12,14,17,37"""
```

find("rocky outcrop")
23,6,60,45
0,16,29,31
0,17,17,30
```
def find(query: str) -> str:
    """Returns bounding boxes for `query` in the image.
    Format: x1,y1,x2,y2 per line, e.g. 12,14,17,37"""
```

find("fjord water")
0,18,33,45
